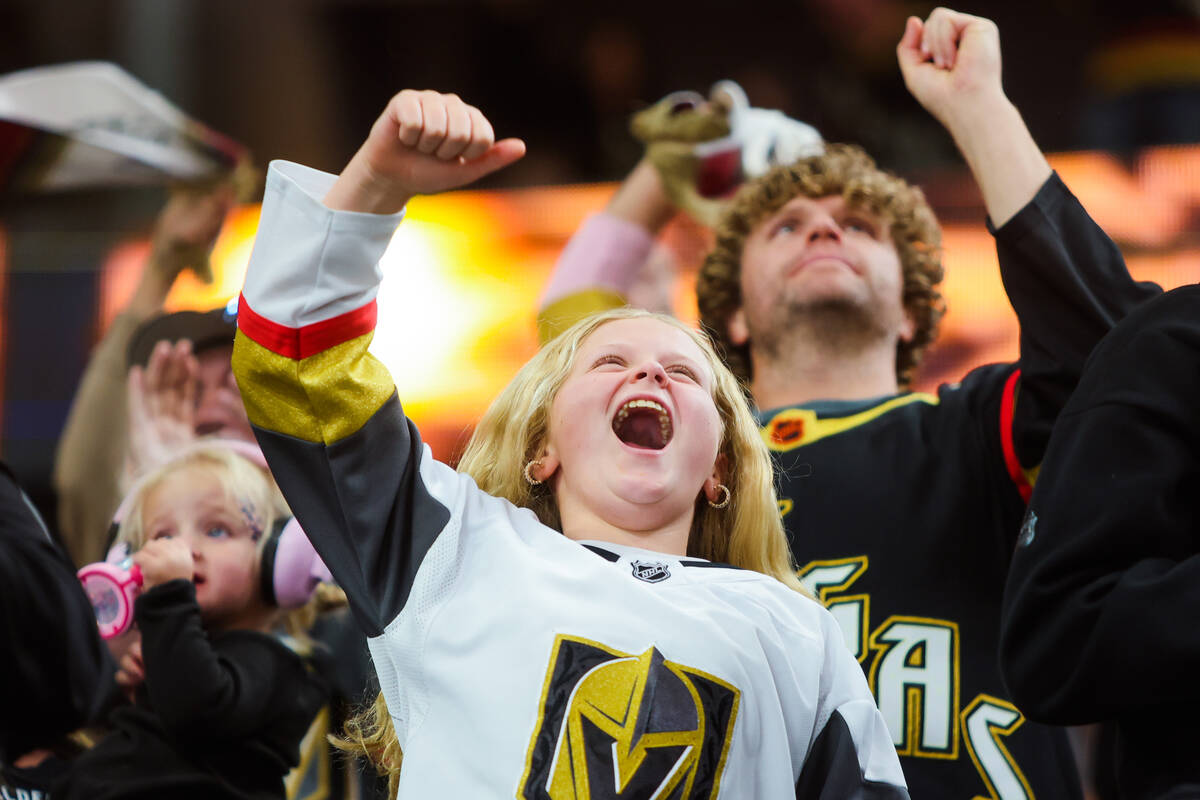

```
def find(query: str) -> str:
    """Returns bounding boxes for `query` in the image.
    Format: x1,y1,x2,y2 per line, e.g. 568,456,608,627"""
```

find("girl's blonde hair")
116,442,347,641
343,308,803,796
115,444,290,557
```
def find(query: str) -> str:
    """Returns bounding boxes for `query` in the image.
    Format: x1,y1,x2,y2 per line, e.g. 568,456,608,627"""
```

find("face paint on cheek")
239,499,265,540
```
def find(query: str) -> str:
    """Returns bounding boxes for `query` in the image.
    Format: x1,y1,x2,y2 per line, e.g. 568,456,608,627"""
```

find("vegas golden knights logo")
518,635,740,799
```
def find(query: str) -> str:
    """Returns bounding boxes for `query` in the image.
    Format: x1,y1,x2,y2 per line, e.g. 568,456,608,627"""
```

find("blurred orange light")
96,145,1200,460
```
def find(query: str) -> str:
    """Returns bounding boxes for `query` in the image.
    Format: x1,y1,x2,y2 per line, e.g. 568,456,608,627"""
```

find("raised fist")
324,89,526,214
897,8,1005,128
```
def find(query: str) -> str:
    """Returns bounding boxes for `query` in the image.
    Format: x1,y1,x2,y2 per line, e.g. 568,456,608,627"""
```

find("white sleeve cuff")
241,160,406,328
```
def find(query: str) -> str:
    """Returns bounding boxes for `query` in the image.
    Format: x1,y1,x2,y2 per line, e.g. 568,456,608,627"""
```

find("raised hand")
126,339,199,481
324,89,526,214
896,8,1004,129
134,537,195,590
150,182,237,284
897,7,1048,226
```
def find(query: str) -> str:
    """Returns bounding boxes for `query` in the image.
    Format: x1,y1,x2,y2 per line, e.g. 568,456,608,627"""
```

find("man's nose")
194,384,227,435
807,217,842,244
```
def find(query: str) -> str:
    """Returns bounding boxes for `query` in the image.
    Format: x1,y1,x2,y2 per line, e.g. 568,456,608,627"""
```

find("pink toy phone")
78,547,144,639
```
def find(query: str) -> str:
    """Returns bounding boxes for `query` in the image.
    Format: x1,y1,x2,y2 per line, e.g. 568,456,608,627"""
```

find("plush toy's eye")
662,90,706,116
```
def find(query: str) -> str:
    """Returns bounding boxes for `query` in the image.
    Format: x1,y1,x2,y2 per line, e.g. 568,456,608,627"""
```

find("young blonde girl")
54,444,327,800
233,90,907,798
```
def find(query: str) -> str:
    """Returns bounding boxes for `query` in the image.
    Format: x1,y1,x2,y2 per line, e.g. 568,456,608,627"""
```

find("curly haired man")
539,8,1160,798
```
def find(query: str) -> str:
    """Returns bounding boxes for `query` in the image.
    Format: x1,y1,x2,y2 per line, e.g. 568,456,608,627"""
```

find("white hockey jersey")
232,160,908,798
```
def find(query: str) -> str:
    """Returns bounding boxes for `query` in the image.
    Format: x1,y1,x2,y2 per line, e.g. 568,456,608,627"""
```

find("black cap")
127,299,239,369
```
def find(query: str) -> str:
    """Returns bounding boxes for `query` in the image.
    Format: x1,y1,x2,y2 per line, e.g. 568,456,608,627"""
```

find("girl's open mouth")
612,398,673,450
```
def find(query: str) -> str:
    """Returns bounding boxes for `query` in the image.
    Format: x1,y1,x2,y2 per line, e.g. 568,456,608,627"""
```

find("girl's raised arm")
231,91,523,636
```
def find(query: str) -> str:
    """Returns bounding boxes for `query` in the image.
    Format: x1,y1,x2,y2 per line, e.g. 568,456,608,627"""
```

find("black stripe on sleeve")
254,393,451,637
794,711,910,800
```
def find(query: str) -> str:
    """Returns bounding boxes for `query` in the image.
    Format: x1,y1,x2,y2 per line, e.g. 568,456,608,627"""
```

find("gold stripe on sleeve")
233,329,395,444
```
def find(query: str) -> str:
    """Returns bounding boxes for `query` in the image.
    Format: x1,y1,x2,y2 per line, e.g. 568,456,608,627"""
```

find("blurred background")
1,0,1198,527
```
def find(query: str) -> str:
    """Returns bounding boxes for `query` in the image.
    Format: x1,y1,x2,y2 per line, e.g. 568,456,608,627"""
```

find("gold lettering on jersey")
798,557,1037,796
961,695,1035,800
517,635,739,800
869,616,960,759
761,393,938,452
798,557,870,660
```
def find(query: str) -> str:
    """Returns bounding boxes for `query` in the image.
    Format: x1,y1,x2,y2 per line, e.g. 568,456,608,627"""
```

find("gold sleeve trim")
233,329,395,444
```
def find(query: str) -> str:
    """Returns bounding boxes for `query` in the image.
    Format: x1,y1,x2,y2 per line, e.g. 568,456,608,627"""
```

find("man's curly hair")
697,144,945,389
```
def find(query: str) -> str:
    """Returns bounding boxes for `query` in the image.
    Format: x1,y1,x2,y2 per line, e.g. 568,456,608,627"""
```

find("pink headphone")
78,440,331,639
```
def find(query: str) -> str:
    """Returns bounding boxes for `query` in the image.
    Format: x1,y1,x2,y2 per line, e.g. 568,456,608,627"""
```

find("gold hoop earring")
523,459,543,486
708,483,731,509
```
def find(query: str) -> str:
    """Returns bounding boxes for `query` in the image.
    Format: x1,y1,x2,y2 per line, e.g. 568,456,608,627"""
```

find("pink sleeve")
540,213,656,309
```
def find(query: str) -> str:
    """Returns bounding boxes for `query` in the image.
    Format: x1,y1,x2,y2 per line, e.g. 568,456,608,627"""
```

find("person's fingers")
180,351,199,414
416,92,449,155
144,340,171,390
174,338,194,373
455,138,527,184
460,106,495,162
127,367,146,412
155,340,187,394
925,8,956,68
942,13,975,70
392,89,424,148
896,16,927,71
435,95,474,160
119,652,142,677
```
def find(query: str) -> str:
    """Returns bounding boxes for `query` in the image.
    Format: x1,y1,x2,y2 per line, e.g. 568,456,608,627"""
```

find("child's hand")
114,638,145,702
134,538,195,590
323,89,526,214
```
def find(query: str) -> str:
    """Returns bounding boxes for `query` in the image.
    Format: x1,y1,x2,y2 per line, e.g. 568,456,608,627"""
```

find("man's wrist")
938,87,1013,144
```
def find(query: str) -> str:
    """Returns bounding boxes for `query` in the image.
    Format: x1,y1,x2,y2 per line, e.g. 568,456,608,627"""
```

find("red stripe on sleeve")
999,368,1033,503
237,294,378,360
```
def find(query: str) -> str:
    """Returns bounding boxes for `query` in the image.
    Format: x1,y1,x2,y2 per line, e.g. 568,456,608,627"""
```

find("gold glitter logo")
517,635,739,799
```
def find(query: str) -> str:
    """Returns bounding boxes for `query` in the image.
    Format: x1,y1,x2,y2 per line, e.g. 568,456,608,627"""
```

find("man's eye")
771,220,797,238
844,217,877,236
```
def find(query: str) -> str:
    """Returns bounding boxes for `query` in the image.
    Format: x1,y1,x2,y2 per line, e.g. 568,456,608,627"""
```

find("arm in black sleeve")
993,172,1160,471
231,162,456,639
135,579,287,738
1001,286,1200,723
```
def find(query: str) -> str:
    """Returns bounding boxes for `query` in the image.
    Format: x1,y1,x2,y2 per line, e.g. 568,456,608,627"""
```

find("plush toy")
630,81,824,226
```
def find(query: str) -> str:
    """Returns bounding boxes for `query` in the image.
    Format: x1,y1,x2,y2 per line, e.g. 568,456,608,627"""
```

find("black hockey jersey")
541,172,1161,798
759,174,1159,798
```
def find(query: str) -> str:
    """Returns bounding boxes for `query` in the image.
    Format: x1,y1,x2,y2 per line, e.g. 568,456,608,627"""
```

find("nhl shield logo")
631,560,670,583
